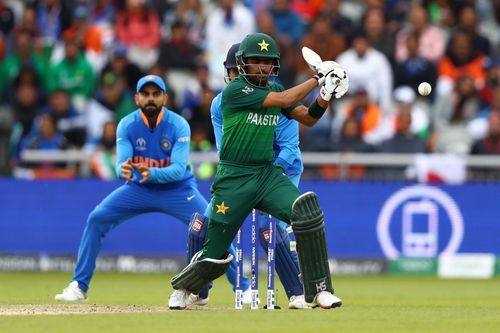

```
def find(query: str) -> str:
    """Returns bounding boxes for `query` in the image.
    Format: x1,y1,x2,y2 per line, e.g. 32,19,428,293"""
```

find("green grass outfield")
0,272,499,333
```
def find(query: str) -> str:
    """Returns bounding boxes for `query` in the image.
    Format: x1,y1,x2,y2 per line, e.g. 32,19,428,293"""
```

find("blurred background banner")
1,179,498,258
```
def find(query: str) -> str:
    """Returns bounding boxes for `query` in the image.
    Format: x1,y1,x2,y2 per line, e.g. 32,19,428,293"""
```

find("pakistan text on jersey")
133,156,171,168
246,113,279,126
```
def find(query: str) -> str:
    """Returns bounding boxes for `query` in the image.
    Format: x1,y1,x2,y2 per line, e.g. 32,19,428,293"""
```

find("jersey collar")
140,107,165,128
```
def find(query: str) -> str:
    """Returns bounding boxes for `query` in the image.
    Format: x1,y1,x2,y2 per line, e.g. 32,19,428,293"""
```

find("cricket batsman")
168,32,348,309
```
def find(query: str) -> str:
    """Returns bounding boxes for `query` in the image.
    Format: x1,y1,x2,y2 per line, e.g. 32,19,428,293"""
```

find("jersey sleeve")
274,115,299,172
115,117,134,178
149,116,190,183
210,93,223,154
274,83,302,119
222,78,271,112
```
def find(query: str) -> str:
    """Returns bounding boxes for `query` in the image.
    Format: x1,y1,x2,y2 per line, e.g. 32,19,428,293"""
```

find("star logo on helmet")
258,40,269,51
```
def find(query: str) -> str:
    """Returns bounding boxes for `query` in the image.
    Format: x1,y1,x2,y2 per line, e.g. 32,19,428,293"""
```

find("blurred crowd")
0,0,498,179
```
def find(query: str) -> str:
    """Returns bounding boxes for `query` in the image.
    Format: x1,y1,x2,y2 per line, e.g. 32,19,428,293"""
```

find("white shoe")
168,289,197,310
241,288,252,305
55,281,87,302
313,291,342,309
288,295,312,310
191,294,209,306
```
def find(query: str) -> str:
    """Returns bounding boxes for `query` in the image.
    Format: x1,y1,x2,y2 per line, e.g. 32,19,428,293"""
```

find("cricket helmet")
236,33,280,86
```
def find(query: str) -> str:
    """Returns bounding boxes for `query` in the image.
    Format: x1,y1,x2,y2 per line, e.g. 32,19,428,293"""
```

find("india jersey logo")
135,137,147,151
161,138,172,151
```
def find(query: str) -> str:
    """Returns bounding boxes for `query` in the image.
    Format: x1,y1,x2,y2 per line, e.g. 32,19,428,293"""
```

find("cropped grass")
0,272,499,333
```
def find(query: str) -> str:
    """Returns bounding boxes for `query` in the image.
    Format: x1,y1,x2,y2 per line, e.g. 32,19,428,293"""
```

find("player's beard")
141,103,162,118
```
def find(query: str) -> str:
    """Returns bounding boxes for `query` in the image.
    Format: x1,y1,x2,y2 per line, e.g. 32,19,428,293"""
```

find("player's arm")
115,119,134,181
274,116,300,173
147,118,190,183
262,77,320,109
210,93,223,154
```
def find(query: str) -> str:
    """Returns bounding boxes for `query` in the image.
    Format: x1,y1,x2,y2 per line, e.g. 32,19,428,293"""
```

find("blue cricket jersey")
115,107,194,187
210,92,303,175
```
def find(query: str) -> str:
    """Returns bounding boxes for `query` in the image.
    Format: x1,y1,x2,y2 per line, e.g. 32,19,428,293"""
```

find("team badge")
258,40,269,51
135,137,147,151
192,219,203,232
161,138,172,151
216,201,229,215
242,86,254,94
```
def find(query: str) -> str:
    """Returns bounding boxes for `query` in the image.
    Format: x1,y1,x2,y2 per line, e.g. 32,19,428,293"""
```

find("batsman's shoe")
288,295,312,310
191,294,209,306
55,281,87,302
313,291,342,309
168,289,197,310
241,288,252,305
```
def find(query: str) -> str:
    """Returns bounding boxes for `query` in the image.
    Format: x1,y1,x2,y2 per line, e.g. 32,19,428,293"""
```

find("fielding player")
55,75,208,301
188,43,309,309
169,32,348,309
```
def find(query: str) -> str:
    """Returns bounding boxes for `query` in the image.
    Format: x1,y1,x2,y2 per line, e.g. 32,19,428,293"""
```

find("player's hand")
120,159,133,181
313,61,339,86
319,65,349,101
132,162,151,183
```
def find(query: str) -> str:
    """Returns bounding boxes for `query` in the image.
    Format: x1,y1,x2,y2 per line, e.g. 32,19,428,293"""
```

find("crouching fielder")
168,32,348,309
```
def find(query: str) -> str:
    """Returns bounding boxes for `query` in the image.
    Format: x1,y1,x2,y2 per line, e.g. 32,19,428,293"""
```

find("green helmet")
236,32,280,87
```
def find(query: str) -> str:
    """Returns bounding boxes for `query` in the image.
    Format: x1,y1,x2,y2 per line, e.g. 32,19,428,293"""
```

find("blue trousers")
73,180,207,292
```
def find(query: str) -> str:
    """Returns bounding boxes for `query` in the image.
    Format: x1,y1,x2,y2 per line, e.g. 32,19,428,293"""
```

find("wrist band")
307,100,327,119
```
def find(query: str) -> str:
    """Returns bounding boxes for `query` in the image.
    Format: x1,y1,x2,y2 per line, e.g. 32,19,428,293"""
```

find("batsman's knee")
290,192,324,233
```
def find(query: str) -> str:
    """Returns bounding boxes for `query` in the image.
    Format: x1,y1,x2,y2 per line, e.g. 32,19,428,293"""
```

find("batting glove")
313,61,339,86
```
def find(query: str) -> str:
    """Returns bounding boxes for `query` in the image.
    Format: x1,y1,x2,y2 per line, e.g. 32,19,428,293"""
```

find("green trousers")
203,161,301,259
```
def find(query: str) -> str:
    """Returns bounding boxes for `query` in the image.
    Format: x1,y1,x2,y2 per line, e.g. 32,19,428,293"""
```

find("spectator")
35,0,72,45
470,111,500,155
0,29,48,95
21,113,69,152
0,0,15,37
394,32,437,98
115,0,161,70
395,4,445,64
297,14,346,81
38,89,86,148
379,107,427,153
337,30,393,113
85,72,135,147
321,0,355,40
158,20,202,72
46,31,95,104
101,42,144,94
88,120,117,179
392,86,430,140
205,0,255,90
160,0,206,46
5,66,46,141
338,85,388,145
332,116,374,153
450,5,491,57
362,8,396,64
90,0,116,27
269,0,305,45
478,56,500,107
438,31,486,87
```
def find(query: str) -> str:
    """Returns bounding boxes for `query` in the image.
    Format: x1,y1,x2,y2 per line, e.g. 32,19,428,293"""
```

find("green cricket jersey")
220,76,300,164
